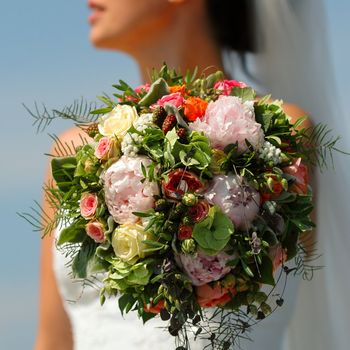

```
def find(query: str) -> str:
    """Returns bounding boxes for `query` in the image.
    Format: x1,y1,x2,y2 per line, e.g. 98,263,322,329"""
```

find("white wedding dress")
53,230,299,350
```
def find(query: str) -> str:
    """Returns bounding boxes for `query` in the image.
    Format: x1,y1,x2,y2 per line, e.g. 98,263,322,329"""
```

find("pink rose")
80,193,98,219
196,283,235,308
190,96,264,153
86,221,105,243
103,155,159,224
152,92,184,109
95,137,112,160
214,79,247,96
134,83,150,94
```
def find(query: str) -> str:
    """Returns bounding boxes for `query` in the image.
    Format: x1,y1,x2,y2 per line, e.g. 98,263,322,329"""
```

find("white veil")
226,1,350,349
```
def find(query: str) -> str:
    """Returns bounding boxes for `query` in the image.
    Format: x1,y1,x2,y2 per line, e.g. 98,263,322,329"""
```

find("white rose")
98,104,138,138
112,223,151,264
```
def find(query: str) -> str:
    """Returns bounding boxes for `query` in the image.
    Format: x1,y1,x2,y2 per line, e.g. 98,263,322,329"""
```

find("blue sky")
0,1,349,349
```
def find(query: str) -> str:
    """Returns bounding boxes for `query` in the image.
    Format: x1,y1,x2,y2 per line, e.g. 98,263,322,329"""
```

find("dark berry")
162,115,177,134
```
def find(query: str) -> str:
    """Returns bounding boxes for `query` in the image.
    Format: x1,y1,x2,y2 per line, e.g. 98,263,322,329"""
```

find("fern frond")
24,98,101,133
297,123,350,170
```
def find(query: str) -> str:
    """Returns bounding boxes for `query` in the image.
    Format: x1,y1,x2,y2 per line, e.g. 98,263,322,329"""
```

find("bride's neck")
127,4,225,83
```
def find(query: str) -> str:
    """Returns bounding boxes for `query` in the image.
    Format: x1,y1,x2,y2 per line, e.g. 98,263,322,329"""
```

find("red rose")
162,169,204,200
283,158,309,194
188,200,210,223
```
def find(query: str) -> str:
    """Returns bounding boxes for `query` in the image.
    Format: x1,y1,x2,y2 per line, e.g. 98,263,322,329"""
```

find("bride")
34,1,314,349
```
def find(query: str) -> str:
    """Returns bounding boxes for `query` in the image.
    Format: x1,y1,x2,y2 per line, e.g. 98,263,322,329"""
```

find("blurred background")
0,0,349,349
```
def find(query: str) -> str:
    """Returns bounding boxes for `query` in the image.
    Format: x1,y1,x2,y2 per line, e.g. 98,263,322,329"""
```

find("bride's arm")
34,128,83,350
282,103,317,257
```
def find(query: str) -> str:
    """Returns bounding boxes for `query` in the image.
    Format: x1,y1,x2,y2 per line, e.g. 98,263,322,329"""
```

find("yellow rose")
112,223,151,264
98,105,138,138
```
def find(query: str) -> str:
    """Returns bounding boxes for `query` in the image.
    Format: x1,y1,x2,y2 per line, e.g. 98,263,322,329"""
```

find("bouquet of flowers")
22,65,345,349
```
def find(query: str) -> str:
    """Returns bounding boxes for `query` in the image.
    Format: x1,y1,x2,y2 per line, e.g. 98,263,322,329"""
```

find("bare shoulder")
57,126,87,143
282,102,313,128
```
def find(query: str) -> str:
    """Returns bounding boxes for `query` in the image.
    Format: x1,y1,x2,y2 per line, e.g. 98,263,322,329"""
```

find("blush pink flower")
86,221,105,243
190,95,264,153
95,137,112,160
152,92,184,109
177,250,233,286
80,193,98,219
283,158,309,194
214,79,247,96
196,283,235,308
134,83,151,95
103,155,159,224
269,244,287,271
204,175,261,230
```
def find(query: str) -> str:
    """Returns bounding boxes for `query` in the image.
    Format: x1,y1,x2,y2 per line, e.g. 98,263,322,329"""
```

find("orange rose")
283,158,309,194
170,85,186,95
196,283,235,308
144,300,165,314
184,96,208,122
260,175,284,203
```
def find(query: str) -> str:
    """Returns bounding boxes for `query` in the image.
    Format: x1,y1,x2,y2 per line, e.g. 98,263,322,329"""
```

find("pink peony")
95,137,112,160
204,175,261,230
177,250,233,286
152,92,184,109
80,193,98,219
190,95,264,153
214,79,247,96
86,221,105,243
196,283,235,308
103,155,159,224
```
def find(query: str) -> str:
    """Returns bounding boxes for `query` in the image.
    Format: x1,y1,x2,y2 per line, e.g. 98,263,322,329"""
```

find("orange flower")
144,300,165,314
196,283,235,308
184,96,208,122
260,175,284,203
170,85,186,95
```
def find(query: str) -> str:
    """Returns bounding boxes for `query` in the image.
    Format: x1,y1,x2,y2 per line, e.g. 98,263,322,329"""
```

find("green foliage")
72,239,98,278
57,218,86,245
139,78,170,106
24,98,100,133
193,206,234,255
230,87,256,102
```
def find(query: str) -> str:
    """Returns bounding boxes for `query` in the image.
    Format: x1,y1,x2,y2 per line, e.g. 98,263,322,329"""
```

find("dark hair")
206,0,256,53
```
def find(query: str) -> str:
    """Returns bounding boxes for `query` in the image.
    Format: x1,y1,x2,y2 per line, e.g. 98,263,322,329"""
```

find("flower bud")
181,238,197,255
182,193,198,206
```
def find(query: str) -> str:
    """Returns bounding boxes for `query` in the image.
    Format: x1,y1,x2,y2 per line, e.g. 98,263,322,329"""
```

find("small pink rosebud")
86,221,105,243
214,79,247,96
80,193,98,219
95,137,112,160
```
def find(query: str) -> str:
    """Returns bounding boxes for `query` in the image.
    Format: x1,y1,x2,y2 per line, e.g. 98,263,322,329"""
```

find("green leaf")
57,220,86,245
72,240,97,278
192,206,234,255
51,157,77,192
230,87,256,102
257,255,275,286
139,78,170,106
241,259,254,278
118,293,136,316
